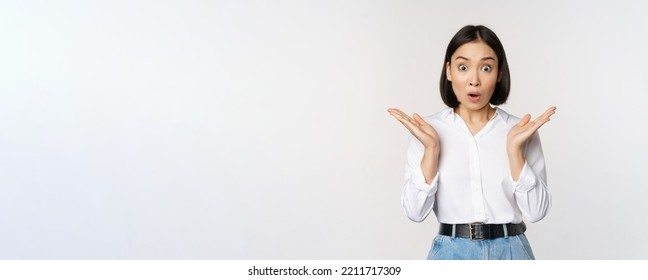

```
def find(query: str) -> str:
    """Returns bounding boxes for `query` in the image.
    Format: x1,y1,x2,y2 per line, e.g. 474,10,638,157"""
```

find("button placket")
469,137,486,221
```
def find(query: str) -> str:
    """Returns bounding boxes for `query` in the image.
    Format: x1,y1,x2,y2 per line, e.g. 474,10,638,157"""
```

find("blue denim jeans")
427,234,535,260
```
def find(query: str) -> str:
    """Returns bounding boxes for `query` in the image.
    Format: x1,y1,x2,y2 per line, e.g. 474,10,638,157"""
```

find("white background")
1,0,646,259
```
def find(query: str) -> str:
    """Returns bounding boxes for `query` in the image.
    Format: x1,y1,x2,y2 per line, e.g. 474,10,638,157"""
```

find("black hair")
439,25,510,108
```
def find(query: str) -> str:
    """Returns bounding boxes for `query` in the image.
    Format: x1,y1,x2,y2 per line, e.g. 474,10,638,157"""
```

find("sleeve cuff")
413,165,439,194
511,162,537,193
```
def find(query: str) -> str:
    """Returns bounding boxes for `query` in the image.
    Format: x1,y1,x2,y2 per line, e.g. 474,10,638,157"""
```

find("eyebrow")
455,56,496,61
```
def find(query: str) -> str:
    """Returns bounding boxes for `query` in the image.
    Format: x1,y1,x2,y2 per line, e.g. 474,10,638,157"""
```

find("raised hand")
508,106,556,151
388,108,440,149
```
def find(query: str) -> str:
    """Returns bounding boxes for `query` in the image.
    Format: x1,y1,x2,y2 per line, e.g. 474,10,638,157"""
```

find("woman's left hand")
507,106,556,151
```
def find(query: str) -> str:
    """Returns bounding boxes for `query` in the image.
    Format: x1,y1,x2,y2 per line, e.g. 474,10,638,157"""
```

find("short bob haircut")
440,25,511,108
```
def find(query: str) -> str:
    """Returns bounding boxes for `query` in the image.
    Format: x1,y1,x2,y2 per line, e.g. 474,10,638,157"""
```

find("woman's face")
446,40,501,111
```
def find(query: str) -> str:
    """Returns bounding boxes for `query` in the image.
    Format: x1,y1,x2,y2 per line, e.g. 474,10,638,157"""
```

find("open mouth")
467,92,481,102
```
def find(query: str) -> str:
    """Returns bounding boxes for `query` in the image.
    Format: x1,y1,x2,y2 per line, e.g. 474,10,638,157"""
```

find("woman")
388,25,556,260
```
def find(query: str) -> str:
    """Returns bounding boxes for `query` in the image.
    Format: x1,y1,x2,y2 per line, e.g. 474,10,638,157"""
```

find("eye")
481,65,492,72
458,64,468,71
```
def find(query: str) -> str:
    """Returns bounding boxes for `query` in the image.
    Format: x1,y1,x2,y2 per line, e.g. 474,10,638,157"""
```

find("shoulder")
495,107,521,126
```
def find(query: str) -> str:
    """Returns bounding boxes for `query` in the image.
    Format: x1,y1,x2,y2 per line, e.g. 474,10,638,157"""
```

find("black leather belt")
438,222,526,240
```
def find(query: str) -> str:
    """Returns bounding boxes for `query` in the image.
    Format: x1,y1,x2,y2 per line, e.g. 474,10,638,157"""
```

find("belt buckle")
469,223,485,240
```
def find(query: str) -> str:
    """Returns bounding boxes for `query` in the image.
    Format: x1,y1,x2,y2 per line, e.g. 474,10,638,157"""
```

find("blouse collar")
441,106,510,123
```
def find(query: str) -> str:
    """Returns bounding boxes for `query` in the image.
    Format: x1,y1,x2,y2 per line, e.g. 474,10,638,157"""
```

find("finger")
387,108,403,114
390,116,419,133
533,106,557,124
414,113,437,131
389,112,414,126
387,108,406,117
388,111,423,134
388,108,413,120
413,113,434,134
388,109,414,123
517,114,531,127
531,110,556,129
414,113,440,138
413,113,429,126
532,117,551,128
541,106,557,119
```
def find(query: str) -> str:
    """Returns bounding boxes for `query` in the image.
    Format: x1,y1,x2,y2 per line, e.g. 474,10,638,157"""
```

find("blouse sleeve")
511,131,552,223
401,134,440,223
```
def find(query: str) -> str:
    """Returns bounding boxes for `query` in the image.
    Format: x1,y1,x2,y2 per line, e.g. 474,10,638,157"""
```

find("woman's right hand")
388,108,440,149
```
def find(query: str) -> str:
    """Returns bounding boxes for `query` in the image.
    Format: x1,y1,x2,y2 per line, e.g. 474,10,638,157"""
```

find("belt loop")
503,224,509,238
451,224,456,238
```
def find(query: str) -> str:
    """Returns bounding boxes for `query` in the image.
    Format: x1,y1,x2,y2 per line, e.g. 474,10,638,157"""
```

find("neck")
454,105,495,124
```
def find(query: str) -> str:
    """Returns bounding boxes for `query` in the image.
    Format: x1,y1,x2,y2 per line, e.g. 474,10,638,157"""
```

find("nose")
469,71,480,87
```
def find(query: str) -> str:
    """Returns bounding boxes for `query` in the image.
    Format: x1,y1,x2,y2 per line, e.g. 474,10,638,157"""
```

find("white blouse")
401,107,551,224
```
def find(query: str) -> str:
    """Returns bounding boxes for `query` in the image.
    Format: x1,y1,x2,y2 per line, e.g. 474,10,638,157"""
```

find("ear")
446,62,452,81
497,70,503,82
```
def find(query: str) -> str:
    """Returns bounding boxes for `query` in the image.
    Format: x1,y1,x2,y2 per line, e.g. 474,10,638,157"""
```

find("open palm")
388,108,439,149
508,106,556,149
